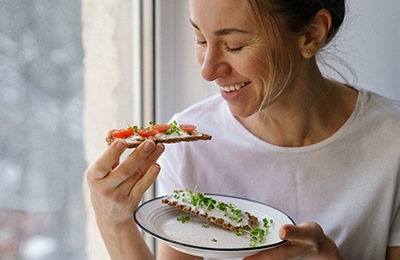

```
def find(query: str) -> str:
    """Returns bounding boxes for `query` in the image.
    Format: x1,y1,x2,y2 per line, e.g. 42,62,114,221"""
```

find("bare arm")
96,217,153,259
387,247,400,260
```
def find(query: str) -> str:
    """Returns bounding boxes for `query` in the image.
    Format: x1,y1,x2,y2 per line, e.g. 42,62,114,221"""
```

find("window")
0,1,85,259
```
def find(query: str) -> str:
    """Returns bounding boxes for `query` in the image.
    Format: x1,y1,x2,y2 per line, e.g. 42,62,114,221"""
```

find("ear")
299,9,332,58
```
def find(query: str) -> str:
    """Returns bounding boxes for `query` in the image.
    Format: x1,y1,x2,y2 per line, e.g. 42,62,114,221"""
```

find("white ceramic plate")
134,194,295,259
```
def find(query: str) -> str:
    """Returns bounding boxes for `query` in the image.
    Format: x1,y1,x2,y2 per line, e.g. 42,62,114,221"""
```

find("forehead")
189,0,258,32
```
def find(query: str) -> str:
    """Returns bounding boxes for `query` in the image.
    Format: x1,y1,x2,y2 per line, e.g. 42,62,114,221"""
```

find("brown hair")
260,0,346,46
246,0,346,109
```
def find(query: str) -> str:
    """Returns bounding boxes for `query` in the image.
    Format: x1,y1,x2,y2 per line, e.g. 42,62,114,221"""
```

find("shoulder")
360,88,400,115
357,88,400,127
353,88,400,144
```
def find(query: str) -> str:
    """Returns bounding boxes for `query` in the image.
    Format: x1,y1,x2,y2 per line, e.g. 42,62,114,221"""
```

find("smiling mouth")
220,82,250,93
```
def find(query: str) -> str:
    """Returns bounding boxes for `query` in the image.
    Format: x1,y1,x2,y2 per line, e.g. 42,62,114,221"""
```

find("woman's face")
190,0,280,118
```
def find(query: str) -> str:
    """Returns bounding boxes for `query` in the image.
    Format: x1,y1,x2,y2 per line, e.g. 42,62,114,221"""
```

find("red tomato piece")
111,128,134,138
151,123,170,133
180,124,196,134
136,128,159,137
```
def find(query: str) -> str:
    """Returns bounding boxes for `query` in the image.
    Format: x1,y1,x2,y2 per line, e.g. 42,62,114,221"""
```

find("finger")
106,129,120,169
109,163,161,213
128,143,165,184
107,129,116,140
87,139,127,180
106,144,164,205
110,140,164,187
245,224,309,260
130,163,161,201
280,222,323,245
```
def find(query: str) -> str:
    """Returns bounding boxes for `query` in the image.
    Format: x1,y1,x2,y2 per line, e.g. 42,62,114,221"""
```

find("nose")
197,46,231,82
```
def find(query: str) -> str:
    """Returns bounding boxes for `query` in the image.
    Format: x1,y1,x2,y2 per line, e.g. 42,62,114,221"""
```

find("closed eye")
196,39,207,46
225,45,244,53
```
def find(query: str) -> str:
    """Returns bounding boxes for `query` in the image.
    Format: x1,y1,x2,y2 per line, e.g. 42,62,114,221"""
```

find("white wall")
341,0,400,100
155,0,400,123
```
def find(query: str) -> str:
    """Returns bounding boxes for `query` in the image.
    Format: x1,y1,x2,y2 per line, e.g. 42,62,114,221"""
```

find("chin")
227,103,258,119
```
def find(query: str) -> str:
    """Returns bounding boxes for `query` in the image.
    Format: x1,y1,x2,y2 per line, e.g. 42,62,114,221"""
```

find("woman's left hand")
245,222,344,260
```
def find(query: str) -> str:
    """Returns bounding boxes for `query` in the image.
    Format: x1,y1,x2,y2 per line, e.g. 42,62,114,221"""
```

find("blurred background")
0,0,85,259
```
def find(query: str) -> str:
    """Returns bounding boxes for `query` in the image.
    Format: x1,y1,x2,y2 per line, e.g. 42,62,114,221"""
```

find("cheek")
243,53,269,84
244,54,273,98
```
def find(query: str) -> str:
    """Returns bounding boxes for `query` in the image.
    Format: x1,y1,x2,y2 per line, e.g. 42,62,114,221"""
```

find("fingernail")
152,163,161,174
154,143,165,155
143,140,155,152
114,139,127,152
282,228,290,239
279,227,288,240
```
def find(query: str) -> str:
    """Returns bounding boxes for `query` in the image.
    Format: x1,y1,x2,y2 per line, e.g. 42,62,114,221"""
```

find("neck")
237,67,358,147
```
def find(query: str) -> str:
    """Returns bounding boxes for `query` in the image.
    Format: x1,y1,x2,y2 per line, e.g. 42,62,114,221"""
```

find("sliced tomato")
151,123,170,133
111,128,134,138
180,124,196,134
136,128,159,137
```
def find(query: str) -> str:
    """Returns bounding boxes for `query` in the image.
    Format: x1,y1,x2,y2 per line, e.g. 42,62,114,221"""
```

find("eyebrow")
189,18,250,36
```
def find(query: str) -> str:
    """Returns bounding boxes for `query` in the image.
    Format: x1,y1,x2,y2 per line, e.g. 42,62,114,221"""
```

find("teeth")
221,82,248,92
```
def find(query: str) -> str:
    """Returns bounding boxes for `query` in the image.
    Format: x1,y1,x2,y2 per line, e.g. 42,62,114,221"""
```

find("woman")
86,0,400,259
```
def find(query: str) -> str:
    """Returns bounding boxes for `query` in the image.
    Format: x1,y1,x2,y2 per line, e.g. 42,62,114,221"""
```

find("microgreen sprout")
177,215,190,224
173,190,181,199
125,122,138,132
235,217,274,247
202,223,210,228
177,190,246,224
165,120,182,135
172,189,275,248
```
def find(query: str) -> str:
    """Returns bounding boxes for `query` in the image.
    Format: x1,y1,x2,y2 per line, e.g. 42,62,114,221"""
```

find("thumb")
279,222,323,244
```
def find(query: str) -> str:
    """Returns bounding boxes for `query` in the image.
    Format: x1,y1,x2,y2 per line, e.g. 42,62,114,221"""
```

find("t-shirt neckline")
225,88,364,153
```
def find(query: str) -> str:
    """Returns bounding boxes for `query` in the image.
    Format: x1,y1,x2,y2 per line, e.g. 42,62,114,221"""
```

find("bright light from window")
0,1,86,259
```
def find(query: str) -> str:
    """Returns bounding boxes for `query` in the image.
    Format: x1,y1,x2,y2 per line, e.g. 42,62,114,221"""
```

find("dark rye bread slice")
106,133,212,148
161,198,258,233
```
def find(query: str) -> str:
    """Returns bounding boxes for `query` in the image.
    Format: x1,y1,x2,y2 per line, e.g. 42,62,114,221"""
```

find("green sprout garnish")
165,120,182,135
173,189,275,247
177,215,190,224
173,189,181,199
235,217,274,247
202,223,210,228
178,189,246,224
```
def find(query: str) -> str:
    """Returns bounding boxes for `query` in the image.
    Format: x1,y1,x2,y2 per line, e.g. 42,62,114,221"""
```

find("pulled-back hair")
246,0,347,109
262,0,345,46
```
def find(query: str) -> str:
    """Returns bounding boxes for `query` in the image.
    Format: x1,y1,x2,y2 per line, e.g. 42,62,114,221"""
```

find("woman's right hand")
86,135,165,227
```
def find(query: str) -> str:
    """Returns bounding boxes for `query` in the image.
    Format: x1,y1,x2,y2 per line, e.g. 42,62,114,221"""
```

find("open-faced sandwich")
162,189,259,233
106,121,212,148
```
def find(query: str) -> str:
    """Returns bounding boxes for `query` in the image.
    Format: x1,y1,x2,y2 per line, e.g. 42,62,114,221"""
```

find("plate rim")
134,193,295,253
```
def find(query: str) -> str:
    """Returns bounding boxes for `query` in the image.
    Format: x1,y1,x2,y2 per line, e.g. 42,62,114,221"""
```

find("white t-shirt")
156,88,400,260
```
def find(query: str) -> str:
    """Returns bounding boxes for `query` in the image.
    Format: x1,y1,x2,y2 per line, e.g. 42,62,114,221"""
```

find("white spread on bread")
154,131,203,139
161,190,258,232
106,126,212,148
